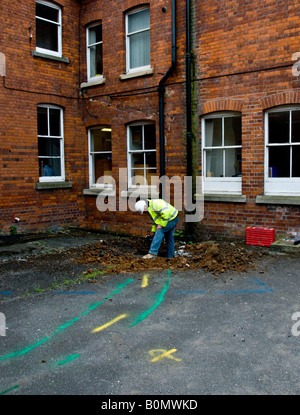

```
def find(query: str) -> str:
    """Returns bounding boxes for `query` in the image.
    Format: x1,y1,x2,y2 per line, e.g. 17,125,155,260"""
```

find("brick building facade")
1,0,299,241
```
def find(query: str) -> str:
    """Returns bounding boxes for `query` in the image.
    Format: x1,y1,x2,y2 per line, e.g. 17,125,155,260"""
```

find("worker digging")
135,199,179,259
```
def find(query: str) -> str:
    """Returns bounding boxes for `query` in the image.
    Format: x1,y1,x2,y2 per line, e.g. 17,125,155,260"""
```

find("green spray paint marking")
0,279,133,362
58,354,80,366
0,385,20,395
131,273,171,327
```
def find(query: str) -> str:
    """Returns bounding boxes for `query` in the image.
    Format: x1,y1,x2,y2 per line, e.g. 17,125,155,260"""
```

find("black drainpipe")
158,0,176,194
186,0,192,180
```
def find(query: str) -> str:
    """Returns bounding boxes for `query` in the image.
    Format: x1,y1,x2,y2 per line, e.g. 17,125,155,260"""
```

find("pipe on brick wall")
158,0,176,193
186,0,192,179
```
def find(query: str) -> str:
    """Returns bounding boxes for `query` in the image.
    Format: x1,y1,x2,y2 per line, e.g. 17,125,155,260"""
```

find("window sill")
32,50,69,63
119,68,154,80
36,181,72,190
83,188,115,196
80,77,106,89
121,188,159,198
196,194,247,203
256,195,300,206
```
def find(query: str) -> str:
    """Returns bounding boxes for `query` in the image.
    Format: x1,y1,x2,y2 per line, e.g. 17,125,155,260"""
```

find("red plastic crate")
246,227,275,247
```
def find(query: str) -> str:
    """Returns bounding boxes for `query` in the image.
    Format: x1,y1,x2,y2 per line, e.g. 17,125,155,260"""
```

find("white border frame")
88,127,112,189
201,112,242,195
86,22,103,82
264,106,300,196
36,0,62,58
38,104,65,182
125,6,151,74
127,122,156,189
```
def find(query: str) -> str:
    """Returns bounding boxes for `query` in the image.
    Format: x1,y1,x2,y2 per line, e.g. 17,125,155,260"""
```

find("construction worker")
135,199,179,259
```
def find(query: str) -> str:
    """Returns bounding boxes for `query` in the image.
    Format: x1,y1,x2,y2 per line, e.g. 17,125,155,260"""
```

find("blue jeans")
149,215,179,258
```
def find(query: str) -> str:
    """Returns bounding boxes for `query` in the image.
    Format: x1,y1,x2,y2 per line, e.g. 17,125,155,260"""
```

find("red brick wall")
1,0,299,241
80,0,188,236
0,0,86,234
195,0,300,240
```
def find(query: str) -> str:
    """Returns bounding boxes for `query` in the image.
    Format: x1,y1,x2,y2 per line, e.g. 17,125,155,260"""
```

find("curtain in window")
128,9,150,69
88,25,103,78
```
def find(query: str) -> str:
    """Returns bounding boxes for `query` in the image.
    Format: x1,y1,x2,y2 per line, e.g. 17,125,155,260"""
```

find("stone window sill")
32,50,69,63
256,195,300,206
195,194,246,203
83,188,115,196
36,181,72,190
119,68,154,80
121,188,159,199
80,77,106,89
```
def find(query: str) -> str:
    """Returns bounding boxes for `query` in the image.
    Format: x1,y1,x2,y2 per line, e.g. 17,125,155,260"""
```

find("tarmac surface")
0,230,300,396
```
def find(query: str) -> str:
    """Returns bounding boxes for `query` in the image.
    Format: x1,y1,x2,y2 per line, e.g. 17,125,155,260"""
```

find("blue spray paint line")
175,280,274,295
254,279,274,292
0,292,13,295
0,278,134,362
218,279,274,294
218,289,268,294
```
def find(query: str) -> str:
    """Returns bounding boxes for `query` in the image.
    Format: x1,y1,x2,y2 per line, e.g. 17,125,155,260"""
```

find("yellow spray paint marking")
149,348,182,362
141,274,149,288
91,314,127,333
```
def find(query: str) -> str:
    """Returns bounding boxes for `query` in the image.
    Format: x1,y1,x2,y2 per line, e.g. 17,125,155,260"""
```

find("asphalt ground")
0,232,300,397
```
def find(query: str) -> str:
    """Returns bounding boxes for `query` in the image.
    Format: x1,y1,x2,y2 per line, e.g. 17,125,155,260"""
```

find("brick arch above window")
51,0,67,7
123,1,149,13
199,99,244,116
261,91,300,110
85,118,112,129
125,118,155,126
37,96,66,108
82,11,103,27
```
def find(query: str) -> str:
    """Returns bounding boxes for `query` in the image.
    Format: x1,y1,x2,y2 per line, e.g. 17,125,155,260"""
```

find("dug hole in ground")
0,229,287,299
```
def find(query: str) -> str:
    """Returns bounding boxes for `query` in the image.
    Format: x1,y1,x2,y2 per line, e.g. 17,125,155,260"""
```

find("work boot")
142,253,156,259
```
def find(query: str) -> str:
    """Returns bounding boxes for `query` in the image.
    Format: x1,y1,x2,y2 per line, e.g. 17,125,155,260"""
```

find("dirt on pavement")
0,229,273,300
76,234,263,275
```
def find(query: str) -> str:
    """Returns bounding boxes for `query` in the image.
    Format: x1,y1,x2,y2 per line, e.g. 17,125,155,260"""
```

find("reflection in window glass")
267,109,300,178
224,116,241,147
205,118,222,147
36,1,61,55
38,105,63,179
128,123,156,186
205,149,223,177
204,114,242,178
127,8,150,71
129,126,143,150
37,107,48,136
89,128,112,186
292,110,300,143
87,23,103,79
268,111,289,144
292,145,300,177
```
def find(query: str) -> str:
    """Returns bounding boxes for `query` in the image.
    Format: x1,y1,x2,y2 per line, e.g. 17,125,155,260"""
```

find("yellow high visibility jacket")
147,199,178,232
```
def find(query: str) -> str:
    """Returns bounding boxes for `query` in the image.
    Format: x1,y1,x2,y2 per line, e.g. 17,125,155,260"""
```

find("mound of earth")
77,237,260,275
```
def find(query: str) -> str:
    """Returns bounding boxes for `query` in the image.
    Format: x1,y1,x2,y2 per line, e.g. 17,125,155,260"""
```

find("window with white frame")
88,127,112,188
265,107,300,195
38,105,64,181
87,23,103,81
126,7,150,73
127,123,157,188
36,0,62,57
202,112,242,194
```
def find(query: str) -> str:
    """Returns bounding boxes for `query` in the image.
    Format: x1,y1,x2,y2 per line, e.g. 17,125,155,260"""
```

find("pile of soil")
76,236,260,275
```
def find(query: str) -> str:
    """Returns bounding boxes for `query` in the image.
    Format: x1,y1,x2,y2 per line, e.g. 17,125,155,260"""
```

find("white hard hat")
135,200,147,214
